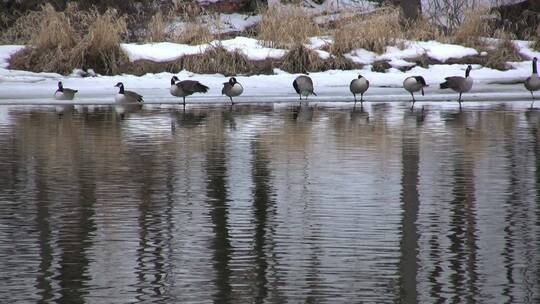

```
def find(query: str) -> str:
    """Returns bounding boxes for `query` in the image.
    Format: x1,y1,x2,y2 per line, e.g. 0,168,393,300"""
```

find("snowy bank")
1,36,540,103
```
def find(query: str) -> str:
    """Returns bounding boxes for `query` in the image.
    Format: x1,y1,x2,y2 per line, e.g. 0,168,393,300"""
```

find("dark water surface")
0,102,539,303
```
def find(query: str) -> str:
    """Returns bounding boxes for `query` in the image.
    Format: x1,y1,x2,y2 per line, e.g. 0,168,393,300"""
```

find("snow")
169,13,261,35
220,37,286,60
1,36,538,104
513,40,540,59
375,41,478,64
121,37,287,62
0,45,25,68
121,42,208,62
216,13,261,33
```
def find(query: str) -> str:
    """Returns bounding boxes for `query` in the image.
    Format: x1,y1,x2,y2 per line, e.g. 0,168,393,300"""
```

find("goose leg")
410,92,416,110
353,93,357,104
530,91,535,108
230,96,234,106
360,93,364,103
182,97,186,107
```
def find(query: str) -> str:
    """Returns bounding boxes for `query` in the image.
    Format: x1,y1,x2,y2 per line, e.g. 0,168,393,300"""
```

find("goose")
350,75,369,105
440,65,473,107
293,75,316,101
403,76,427,108
525,57,540,108
114,82,143,117
170,76,209,106
54,81,78,100
222,77,243,105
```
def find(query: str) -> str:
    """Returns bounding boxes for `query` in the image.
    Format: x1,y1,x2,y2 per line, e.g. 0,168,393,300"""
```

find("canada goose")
525,57,540,108
350,75,369,104
403,76,427,108
222,77,243,105
440,65,473,107
170,76,209,106
114,82,143,104
293,75,316,101
54,81,78,100
114,82,143,118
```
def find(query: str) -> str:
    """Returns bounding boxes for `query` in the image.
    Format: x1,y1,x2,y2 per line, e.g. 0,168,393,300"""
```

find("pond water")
0,102,539,303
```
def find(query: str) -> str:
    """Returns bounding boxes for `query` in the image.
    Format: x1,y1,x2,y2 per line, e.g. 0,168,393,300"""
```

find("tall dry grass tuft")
30,4,77,49
452,7,491,49
70,9,128,75
145,11,167,42
330,7,401,55
8,4,128,75
484,30,524,70
534,25,540,51
257,5,320,49
322,55,361,71
172,21,215,45
402,16,445,42
280,44,323,73
182,44,253,76
0,10,40,44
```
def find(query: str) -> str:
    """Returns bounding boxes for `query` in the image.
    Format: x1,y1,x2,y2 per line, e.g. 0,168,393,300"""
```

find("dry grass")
280,44,323,73
402,17,445,42
322,55,361,71
484,30,524,70
534,25,540,51
371,60,391,73
8,4,128,75
330,7,402,55
182,44,253,76
145,12,167,42
69,9,128,75
452,7,491,49
172,21,215,45
0,10,40,44
257,5,320,49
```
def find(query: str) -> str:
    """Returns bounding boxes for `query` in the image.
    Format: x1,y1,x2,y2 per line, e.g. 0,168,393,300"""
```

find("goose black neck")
58,83,63,92
465,68,471,77
533,60,538,75
118,85,124,94
171,78,176,85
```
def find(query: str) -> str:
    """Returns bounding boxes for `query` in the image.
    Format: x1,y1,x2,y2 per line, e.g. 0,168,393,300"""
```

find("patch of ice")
308,36,332,50
0,45,25,68
121,42,209,62
220,37,286,60
344,49,377,65
315,50,331,60
513,40,540,60
378,41,478,63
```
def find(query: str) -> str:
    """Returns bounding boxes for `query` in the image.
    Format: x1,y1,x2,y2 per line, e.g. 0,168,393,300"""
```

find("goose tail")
197,83,209,93
439,82,449,89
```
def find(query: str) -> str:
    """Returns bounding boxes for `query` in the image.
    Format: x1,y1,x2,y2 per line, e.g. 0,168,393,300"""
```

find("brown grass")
484,30,524,70
322,55,361,71
257,5,320,49
534,25,540,51
371,60,391,73
172,21,215,45
402,17,444,42
145,12,167,42
330,7,402,55
8,4,128,75
69,9,128,75
0,10,40,44
452,7,491,49
182,44,253,76
280,44,323,73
